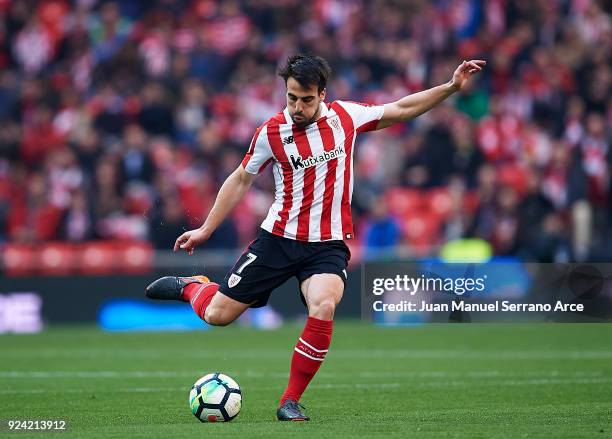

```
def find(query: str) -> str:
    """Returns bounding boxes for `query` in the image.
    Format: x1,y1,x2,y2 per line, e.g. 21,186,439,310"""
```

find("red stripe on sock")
295,338,327,360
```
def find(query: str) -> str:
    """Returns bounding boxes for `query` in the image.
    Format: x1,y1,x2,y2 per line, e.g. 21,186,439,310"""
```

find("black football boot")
145,275,210,301
277,400,310,421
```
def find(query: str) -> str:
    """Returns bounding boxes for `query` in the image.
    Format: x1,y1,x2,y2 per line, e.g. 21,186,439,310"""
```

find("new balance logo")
289,145,345,170
282,135,294,145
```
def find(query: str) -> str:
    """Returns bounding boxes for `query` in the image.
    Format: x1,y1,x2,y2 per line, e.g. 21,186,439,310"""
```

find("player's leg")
183,279,252,326
202,291,251,326
301,273,344,319
277,273,344,421
145,275,249,326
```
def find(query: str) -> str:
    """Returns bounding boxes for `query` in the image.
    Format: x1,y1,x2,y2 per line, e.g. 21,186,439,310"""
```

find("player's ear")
319,88,326,101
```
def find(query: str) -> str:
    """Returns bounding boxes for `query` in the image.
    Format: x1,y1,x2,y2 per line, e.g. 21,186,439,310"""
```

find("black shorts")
218,228,351,308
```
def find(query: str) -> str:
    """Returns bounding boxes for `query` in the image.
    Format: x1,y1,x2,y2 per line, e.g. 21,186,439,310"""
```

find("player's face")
286,77,326,128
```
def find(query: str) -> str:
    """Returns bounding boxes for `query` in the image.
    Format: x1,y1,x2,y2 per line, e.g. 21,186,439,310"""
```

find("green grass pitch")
1,322,612,438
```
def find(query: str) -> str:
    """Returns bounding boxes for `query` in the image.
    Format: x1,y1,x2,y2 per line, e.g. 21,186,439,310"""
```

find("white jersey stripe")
266,121,294,236
241,124,271,174
261,161,285,232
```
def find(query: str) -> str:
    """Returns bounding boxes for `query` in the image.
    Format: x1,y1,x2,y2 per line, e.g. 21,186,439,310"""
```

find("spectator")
363,198,401,259
149,195,190,250
118,124,155,186
60,189,96,241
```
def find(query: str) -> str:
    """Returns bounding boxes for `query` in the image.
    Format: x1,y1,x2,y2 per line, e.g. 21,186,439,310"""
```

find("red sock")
280,316,333,404
182,282,219,321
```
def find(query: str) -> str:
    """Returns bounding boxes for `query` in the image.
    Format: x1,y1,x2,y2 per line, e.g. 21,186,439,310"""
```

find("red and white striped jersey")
241,100,384,242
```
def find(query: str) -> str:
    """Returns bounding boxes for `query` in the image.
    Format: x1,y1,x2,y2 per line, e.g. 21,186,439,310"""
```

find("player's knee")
204,306,232,327
309,298,336,320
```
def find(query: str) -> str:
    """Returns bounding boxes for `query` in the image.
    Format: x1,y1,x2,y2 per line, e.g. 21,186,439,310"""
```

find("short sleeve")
241,125,274,175
335,100,385,133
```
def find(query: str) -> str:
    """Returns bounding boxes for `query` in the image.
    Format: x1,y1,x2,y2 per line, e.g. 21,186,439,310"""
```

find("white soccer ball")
189,373,242,422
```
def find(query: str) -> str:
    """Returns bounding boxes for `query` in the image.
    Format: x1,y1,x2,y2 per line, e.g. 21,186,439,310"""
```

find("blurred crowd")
0,0,611,262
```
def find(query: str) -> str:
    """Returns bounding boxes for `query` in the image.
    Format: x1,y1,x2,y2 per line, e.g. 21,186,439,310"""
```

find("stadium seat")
2,244,38,277
39,243,77,276
117,241,154,274
401,211,442,255
426,188,453,221
385,188,424,217
80,242,120,275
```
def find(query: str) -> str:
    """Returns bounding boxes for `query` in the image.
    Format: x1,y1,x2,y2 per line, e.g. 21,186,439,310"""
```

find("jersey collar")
283,102,328,127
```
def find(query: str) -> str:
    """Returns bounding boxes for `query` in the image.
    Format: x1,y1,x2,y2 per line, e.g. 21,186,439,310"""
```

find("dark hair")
278,54,332,93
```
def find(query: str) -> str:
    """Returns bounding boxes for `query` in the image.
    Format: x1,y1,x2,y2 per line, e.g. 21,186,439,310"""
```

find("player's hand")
449,59,486,91
173,228,209,255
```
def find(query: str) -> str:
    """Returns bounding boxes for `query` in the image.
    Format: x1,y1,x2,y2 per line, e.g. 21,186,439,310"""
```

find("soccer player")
146,54,485,420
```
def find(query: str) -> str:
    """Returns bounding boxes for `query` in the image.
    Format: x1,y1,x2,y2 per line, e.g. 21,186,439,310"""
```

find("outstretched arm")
174,165,256,255
376,59,486,130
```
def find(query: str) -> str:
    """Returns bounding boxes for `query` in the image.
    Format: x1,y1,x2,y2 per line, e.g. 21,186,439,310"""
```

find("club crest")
228,273,242,288
329,117,341,131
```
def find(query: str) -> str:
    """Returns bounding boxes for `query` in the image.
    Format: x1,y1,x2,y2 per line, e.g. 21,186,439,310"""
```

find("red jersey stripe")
357,119,379,133
293,126,316,241
257,157,273,174
317,118,338,241
332,102,355,239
